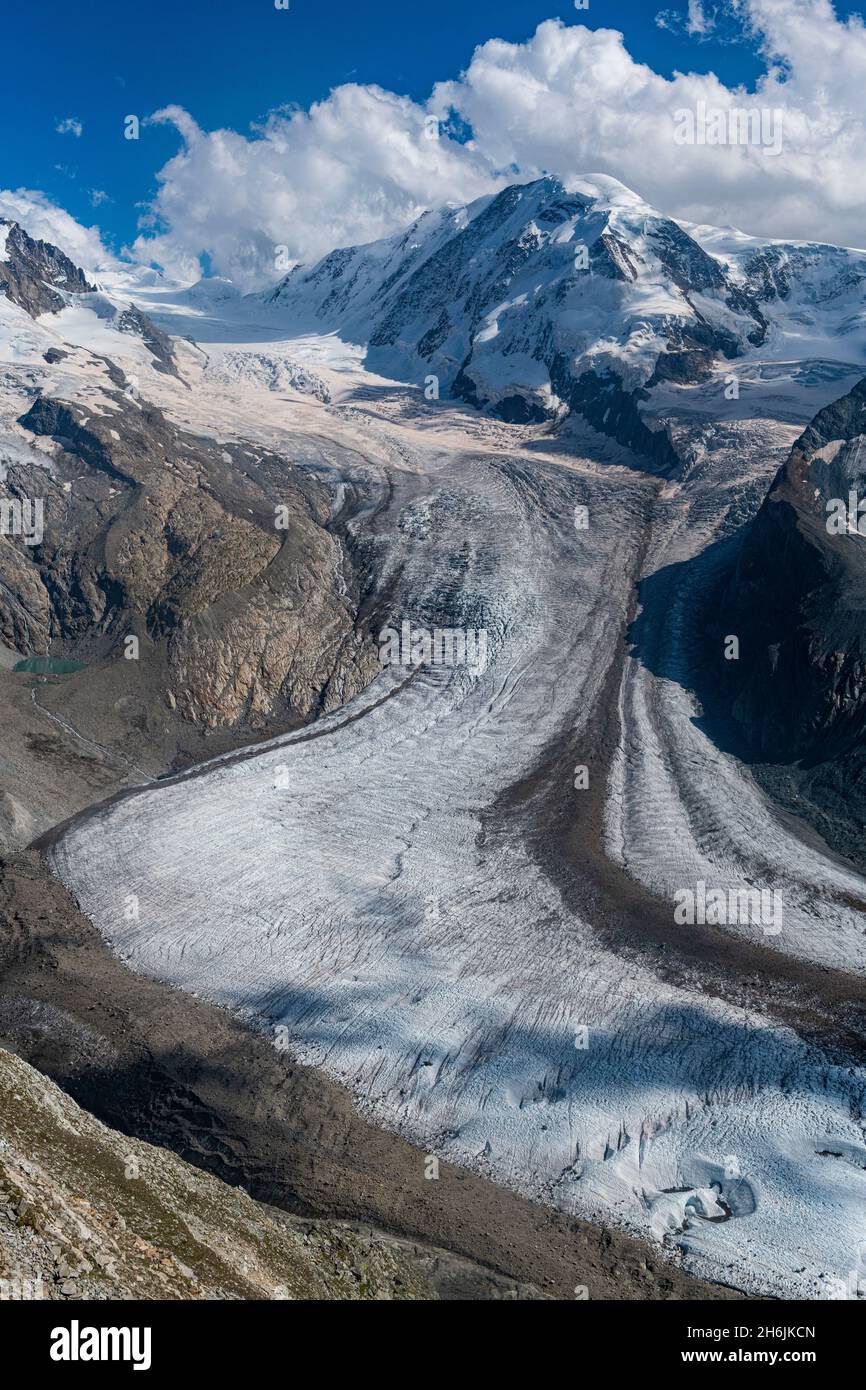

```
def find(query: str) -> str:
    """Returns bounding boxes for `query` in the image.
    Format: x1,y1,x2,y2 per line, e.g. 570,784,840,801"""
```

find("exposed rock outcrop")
1,392,378,735
0,220,94,318
0,1044,543,1300
710,376,866,855
115,305,180,378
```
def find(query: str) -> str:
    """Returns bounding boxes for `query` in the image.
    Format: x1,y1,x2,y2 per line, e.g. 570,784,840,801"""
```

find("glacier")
4,177,866,1299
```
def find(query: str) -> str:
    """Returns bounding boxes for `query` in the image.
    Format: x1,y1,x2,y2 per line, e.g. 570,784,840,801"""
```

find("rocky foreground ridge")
0,1044,544,1301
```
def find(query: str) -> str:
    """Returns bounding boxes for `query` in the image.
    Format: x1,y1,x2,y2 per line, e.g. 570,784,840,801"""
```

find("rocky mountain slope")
0,1043,545,1300
0,218,380,847
0,217,179,373
0,220,94,318
7,391,375,728
710,374,866,858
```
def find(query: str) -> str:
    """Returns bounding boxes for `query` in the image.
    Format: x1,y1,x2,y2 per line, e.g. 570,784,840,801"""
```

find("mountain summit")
264,175,866,455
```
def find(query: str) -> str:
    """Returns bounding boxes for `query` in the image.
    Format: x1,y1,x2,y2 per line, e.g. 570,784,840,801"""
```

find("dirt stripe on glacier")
494,528,866,1061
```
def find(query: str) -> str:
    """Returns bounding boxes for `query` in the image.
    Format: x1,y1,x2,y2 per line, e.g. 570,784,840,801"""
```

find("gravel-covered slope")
0,1044,547,1301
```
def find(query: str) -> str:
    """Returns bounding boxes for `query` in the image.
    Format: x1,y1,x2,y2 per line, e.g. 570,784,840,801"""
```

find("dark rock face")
551,360,680,473
0,220,94,317
2,391,378,732
367,187,529,353
711,376,866,852
742,243,866,308
590,231,641,281
116,305,180,377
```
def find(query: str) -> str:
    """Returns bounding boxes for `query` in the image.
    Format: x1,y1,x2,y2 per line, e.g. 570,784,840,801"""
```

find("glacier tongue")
44,386,866,1301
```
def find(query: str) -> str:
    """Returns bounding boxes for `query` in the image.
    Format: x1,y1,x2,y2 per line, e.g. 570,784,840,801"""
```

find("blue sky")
0,0,793,253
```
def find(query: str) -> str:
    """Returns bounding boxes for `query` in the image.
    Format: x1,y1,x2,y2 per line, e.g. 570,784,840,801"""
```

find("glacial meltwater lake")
12,656,87,675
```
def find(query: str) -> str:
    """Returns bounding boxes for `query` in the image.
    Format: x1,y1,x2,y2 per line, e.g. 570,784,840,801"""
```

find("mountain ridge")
259,174,866,458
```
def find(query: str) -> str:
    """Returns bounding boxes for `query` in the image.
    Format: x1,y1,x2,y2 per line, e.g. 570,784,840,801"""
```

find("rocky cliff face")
712,376,866,854
2,390,378,735
0,220,95,317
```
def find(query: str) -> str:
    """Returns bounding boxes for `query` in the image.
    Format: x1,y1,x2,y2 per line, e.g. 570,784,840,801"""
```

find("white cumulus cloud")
687,0,717,35
55,117,83,138
117,1,866,286
433,2,866,248
0,188,115,273
132,93,500,288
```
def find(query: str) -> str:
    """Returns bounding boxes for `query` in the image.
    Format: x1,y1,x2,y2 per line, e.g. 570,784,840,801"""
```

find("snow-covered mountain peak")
4,174,866,467
256,174,866,451
0,217,95,318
